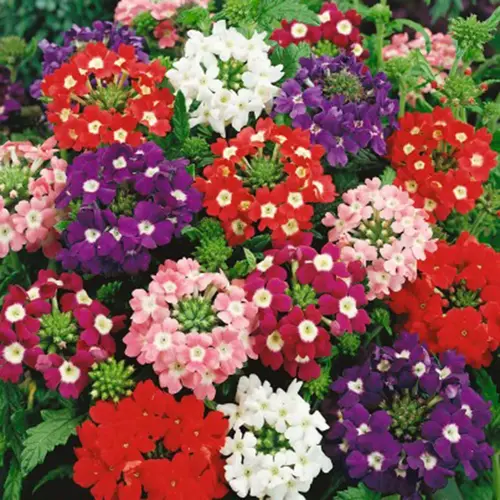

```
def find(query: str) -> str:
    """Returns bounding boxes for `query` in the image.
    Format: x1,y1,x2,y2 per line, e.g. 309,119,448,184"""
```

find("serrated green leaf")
32,464,73,494
475,369,500,409
380,167,397,185
243,248,257,272
271,42,311,82
172,90,190,144
334,484,381,499
20,409,83,476
181,225,201,241
257,0,319,31
3,457,22,500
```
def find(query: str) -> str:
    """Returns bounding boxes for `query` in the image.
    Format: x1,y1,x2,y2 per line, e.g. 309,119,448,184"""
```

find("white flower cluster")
166,21,284,136
218,375,332,499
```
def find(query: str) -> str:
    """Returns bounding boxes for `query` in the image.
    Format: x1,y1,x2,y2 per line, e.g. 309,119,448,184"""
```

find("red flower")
74,382,228,500
388,107,496,222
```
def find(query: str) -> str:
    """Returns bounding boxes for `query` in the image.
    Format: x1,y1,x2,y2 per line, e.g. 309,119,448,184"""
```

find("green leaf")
54,220,71,233
459,476,494,500
3,457,22,500
334,484,381,499
243,234,271,252
380,167,397,185
32,464,73,494
271,42,312,82
243,248,257,272
20,409,83,476
172,90,190,144
371,308,393,335
181,225,201,241
257,0,319,31
475,369,500,410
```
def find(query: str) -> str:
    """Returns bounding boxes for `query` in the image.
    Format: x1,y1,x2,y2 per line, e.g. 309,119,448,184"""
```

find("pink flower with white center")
211,328,246,375
0,333,41,382
156,357,188,394
213,285,258,330
323,178,436,300
130,289,168,324
123,321,151,364
150,268,188,304
143,318,184,363
180,334,219,373
0,200,25,257
13,197,57,246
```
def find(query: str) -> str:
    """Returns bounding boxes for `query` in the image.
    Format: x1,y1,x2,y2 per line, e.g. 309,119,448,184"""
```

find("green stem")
398,84,407,118
364,325,383,346
469,210,488,238
493,452,500,500
375,20,386,72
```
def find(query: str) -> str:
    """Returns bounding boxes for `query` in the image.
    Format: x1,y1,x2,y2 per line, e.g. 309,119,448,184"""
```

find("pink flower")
0,328,41,382
211,328,246,375
18,137,59,172
150,268,188,304
245,276,292,314
43,351,94,399
114,0,153,24
213,285,258,330
130,289,168,324
13,197,57,246
142,318,184,363
156,356,188,394
179,334,219,373
123,321,151,364
0,199,25,257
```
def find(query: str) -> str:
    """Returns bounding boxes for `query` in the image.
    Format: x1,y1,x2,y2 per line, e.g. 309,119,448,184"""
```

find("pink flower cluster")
0,138,67,259
0,270,125,398
245,236,370,381
123,258,258,400
115,0,210,24
383,30,456,103
322,178,436,300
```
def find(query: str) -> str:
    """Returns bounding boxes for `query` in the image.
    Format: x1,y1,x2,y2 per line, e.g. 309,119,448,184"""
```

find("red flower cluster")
0,270,125,397
387,107,497,222
271,2,366,58
194,118,336,245
74,380,228,500
41,42,174,150
390,233,500,368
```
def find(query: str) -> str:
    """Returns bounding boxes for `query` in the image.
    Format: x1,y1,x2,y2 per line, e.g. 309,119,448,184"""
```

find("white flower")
167,22,283,136
220,376,331,499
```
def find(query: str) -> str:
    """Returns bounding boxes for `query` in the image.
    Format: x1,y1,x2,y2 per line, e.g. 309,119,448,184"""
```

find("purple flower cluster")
56,143,202,275
274,54,398,167
0,66,23,122
323,333,493,498
30,21,148,98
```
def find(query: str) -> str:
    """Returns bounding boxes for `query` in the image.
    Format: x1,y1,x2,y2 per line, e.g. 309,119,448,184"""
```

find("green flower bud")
89,358,135,403
338,333,361,357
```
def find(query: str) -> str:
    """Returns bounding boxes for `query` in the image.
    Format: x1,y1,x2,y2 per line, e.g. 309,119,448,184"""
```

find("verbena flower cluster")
271,2,366,59
0,66,23,122
390,233,500,368
219,375,332,499
193,118,336,245
124,258,258,399
74,380,228,499
324,332,493,498
274,54,398,166
246,236,369,380
56,142,201,275
388,107,497,222
167,21,284,135
0,270,125,397
322,177,436,300
0,139,67,258
41,41,174,150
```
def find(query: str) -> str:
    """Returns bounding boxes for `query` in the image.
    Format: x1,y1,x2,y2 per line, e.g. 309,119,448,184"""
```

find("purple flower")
56,143,201,276
273,54,399,167
0,66,23,122
323,333,493,498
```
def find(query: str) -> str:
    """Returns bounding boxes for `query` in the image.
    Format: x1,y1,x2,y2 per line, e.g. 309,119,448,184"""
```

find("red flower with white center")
40,42,174,151
197,119,335,246
390,233,500,368
271,2,366,58
388,107,497,222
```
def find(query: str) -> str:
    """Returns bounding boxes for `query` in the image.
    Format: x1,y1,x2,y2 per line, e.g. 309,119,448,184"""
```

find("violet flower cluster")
274,54,398,166
56,142,202,275
0,66,23,122
323,333,493,498
30,21,148,98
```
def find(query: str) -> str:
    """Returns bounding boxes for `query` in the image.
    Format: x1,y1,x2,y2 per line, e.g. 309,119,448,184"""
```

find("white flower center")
154,332,172,351
313,254,334,271
421,452,438,471
337,20,353,35
471,153,484,167
146,167,159,178
27,287,40,300
94,314,113,335
83,179,100,193
64,75,77,89
171,190,187,202
3,342,25,364
138,220,155,235
367,451,384,471
339,296,357,319
59,361,81,383
298,320,318,342
88,57,104,70
5,304,26,323
223,146,238,160
0,224,13,243
84,229,101,243
294,146,311,158
88,120,102,134
114,128,128,142
261,203,277,218
253,288,272,308
190,346,205,361
291,23,308,38
357,423,371,435
266,331,284,352
455,132,467,143
413,361,426,377
113,156,127,170
76,290,92,306
26,210,42,229
347,377,364,394
287,192,303,208
216,189,232,207
443,423,461,443
282,218,299,236
453,185,467,200
257,256,274,272
461,404,473,418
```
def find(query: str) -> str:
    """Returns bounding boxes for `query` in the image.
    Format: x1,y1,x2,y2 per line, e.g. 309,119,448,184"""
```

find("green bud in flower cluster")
302,366,332,401
218,58,247,91
450,14,496,59
245,156,285,190
338,333,361,357
312,40,340,58
221,0,258,27
174,296,219,332
38,309,78,354
181,137,212,165
0,161,31,208
448,280,482,308
194,217,233,272
109,186,138,217
87,83,132,113
132,11,157,38
0,36,27,68
368,3,392,23
89,358,135,403
255,424,292,455
323,69,365,102
441,74,483,108
288,283,318,308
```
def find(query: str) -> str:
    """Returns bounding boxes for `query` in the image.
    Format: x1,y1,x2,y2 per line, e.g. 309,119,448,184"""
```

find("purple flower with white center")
56,143,201,276
0,66,23,122
273,54,398,167
323,332,493,498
